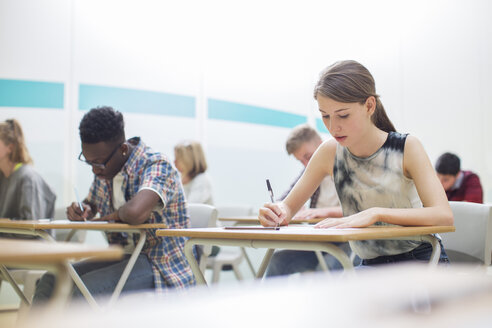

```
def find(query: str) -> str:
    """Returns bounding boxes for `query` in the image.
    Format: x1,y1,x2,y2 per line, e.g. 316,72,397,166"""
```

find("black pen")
266,179,280,230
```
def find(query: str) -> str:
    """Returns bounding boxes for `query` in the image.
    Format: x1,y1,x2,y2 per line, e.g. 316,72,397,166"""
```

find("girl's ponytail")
372,96,396,133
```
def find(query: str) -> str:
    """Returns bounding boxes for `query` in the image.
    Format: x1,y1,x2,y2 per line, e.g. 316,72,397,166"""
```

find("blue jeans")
361,240,450,266
33,254,155,304
265,242,358,277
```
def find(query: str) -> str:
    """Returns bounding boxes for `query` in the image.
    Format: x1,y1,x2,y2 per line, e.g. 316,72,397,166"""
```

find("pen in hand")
74,187,86,222
266,179,279,230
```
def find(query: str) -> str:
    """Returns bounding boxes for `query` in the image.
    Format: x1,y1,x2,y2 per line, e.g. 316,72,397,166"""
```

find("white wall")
0,0,491,212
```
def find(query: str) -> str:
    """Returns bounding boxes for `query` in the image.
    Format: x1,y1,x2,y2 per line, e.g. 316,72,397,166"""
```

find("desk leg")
383,234,442,267
36,230,100,309
250,240,354,276
184,238,207,285
422,235,441,266
241,247,257,276
256,249,275,279
199,245,211,274
49,263,73,311
64,229,77,242
315,251,330,271
108,231,147,306
0,265,30,305
64,261,99,309
183,238,354,285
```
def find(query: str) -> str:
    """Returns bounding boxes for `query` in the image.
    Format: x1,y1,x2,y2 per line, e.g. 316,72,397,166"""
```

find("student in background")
174,140,214,205
259,60,452,266
266,124,353,276
33,106,194,303
435,152,483,203
0,119,56,220
280,124,341,219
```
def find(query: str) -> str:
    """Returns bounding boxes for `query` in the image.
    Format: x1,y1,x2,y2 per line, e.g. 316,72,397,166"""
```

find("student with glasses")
33,106,195,303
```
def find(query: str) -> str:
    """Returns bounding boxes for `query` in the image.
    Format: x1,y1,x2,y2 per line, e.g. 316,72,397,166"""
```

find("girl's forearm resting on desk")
375,206,453,226
315,206,454,229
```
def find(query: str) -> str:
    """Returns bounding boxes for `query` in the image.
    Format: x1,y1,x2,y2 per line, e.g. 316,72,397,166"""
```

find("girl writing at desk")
259,60,453,265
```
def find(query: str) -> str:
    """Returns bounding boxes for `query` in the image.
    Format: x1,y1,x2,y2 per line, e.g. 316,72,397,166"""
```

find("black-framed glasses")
78,143,122,170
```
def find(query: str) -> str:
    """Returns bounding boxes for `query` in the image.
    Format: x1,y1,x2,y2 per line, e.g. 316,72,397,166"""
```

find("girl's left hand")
315,209,377,229
293,207,323,220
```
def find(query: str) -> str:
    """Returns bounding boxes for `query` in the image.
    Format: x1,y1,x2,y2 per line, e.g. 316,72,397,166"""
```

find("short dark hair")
435,152,460,175
79,106,125,144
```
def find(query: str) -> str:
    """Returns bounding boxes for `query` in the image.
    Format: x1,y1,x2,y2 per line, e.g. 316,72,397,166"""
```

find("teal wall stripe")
208,99,306,128
79,84,195,117
315,118,330,135
0,79,312,129
0,79,64,109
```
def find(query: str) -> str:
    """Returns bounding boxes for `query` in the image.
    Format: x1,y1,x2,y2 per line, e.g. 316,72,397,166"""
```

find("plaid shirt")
85,137,195,291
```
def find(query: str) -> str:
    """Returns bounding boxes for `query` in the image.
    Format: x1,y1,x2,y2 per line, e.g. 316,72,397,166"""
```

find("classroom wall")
1,0,491,213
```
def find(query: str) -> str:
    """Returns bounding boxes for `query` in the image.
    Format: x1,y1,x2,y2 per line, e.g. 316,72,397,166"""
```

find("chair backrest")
188,204,218,228
440,201,492,265
216,205,254,217
216,205,254,227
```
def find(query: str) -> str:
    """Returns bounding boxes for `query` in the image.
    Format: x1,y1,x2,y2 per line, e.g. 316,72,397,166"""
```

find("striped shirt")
85,137,195,291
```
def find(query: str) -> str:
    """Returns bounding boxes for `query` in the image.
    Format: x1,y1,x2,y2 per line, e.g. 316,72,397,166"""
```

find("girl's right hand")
66,202,93,221
258,202,290,227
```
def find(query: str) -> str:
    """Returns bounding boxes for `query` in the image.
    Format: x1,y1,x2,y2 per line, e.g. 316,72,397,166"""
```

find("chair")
206,205,255,283
187,204,218,273
215,205,257,226
440,201,492,265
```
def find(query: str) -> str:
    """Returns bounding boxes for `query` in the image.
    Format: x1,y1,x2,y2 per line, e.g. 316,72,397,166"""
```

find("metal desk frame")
0,220,165,309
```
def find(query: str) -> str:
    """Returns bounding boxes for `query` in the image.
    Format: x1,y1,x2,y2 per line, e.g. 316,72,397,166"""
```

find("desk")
218,216,324,225
157,225,455,285
0,219,167,308
0,238,122,310
217,216,326,274
19,264,492,328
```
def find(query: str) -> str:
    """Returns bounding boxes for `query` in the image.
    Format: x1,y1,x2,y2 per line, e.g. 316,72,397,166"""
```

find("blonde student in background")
174,140,214,206
0,119,56,221
280,124,342,220
174,140,216,258
259,60,453,266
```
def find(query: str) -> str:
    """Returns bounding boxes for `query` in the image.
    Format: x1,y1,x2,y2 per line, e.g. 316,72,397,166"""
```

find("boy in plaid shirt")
34,106,194,303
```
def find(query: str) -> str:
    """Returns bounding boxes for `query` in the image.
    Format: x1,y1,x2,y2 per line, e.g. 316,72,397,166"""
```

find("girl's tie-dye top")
333,131,423,259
